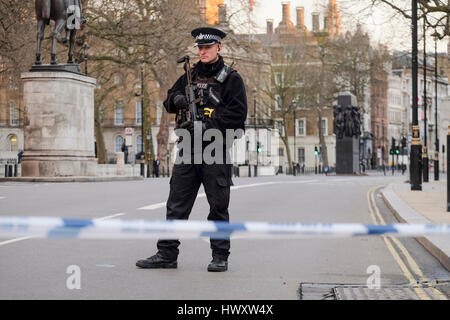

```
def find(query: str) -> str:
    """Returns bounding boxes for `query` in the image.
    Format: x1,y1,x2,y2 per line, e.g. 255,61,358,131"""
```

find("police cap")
191,27,227,47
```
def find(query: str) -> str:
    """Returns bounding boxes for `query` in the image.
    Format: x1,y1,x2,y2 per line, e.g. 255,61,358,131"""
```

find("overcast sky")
247,0,448,53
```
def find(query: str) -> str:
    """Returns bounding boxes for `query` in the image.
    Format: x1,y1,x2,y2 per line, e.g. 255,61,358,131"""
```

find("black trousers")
157,163,233,261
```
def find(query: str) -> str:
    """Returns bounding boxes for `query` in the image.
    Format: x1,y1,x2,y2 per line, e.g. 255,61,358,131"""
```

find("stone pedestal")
20,72,97,178
336,136,359,174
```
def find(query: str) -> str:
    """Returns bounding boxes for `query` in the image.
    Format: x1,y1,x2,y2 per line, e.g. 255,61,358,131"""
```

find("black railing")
245,118,275,128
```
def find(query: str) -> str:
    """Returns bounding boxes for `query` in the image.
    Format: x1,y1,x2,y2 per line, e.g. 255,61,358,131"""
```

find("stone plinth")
20,72,97,178
336,136,359,174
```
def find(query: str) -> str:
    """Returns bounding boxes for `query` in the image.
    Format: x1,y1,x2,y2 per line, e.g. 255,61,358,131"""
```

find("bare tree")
0,1,35,75
259,44,307,173
83,0,202,166
373,0,449,39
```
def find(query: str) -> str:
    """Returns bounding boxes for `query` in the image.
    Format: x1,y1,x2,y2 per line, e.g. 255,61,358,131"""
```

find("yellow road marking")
366,186,433,300
370,187,447,300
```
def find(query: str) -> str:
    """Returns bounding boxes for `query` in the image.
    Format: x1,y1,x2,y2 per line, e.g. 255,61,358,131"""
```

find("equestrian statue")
34,0,86,67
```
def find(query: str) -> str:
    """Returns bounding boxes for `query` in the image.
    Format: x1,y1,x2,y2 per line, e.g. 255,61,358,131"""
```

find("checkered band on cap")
196,33,222,42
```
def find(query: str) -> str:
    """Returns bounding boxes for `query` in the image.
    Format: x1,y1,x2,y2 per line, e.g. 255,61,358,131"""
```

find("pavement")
382,176,450,272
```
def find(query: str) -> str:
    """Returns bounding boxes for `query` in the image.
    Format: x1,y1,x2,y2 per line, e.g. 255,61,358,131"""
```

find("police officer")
136,27,247,272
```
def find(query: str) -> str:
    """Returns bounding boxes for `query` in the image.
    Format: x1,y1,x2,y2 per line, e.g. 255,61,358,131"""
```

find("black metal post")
140,64,145,177
423,18,429,182
447,126,450,211
410,0,422,191
433,33,439,181
253,89,258,177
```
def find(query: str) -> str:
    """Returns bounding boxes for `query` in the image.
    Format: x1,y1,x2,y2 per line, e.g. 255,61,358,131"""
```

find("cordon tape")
0,216,449,240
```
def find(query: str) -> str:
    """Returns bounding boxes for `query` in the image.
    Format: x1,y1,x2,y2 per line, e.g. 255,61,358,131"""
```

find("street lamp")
146,129,152,178
140,63,145,177
82,43,89,76
432,31,440,181
253,88,258,177
422,18,429,182
410,0,422,191
292,99,297,175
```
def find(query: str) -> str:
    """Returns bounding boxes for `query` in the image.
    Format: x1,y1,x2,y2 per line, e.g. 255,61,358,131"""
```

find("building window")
115,135,124,153
9,103,19,126
136,135,143,153
296,119,306,136
274,94,282,110
9,76,18,90
298,147,305,164
8,134,18,152
321,118,328,136
99,104,104,124
136,101,142,125
274,72,283,86
275,119,284,136
278,147,284,156
114,101,124,125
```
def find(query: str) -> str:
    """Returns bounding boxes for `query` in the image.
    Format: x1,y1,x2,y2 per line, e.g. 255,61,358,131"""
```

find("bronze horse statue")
35,0,82,65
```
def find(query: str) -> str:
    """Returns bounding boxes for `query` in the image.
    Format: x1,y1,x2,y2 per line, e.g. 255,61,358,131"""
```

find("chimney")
266,19,274,34
296,7,304,29
282,2,291,23
312,12,320,32
218,3,226,24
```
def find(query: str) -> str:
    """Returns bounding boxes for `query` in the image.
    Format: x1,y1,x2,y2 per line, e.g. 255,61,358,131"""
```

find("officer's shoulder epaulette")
214,62,236,84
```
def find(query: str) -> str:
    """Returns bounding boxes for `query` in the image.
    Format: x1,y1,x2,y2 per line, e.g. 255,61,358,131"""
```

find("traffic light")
401,137,407,149
257,141,262,153
395,146,400,155
314,146,318,156
390,148,394,155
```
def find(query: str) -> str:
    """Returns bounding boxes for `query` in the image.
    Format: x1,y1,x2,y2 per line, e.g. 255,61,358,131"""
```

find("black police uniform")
136,27,247,271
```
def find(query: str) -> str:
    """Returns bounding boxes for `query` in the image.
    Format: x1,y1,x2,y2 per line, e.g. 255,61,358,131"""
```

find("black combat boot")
136,253,177,269
207,257,228,272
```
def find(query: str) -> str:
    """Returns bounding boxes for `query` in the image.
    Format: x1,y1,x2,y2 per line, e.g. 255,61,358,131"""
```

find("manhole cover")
298,283,338,300
333,286,445,300
299,283,449,300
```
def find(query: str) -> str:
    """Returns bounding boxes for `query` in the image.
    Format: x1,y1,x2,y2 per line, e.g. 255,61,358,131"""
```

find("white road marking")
0,236,33,247
0,196,5,200
94,213,126,221
95,264,115,268
137,180,318,211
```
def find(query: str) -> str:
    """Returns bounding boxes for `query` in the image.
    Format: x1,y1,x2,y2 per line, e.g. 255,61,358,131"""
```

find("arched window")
8,134,18,151
115,135,124,153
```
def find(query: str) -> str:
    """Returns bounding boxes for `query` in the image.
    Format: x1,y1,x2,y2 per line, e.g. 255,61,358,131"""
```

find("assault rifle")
176,55,201,128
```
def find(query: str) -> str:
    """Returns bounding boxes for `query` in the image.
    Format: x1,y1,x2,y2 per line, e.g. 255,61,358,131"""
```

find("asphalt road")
0,172,448,299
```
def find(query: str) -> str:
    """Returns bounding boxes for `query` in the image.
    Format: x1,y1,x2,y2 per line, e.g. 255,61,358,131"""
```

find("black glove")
173,94,188,110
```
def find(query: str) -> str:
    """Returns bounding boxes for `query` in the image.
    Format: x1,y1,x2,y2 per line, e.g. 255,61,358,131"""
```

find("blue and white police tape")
0,216,449,240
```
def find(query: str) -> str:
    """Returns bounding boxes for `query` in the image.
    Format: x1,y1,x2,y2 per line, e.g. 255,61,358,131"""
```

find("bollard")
4,165,7,177
14,164,17,177
147,163,150,178
7,165,13,177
